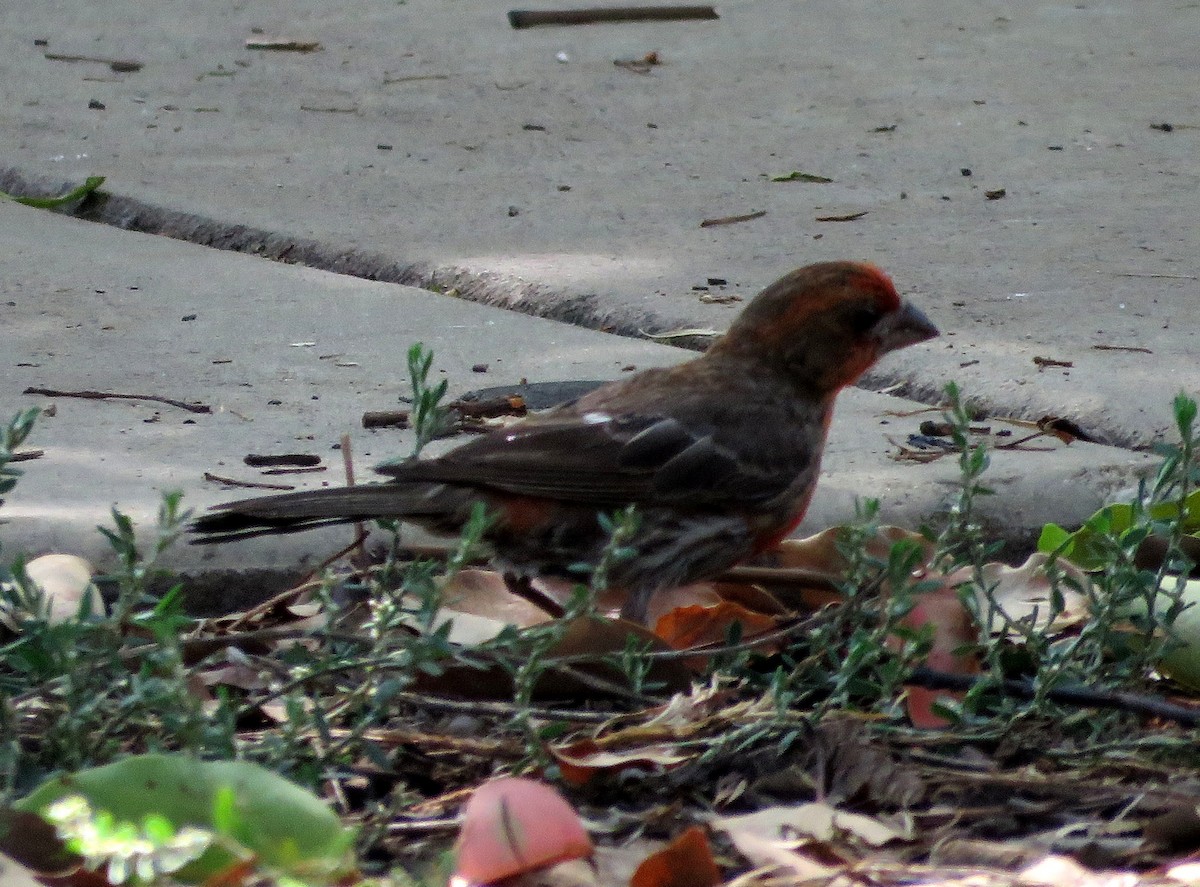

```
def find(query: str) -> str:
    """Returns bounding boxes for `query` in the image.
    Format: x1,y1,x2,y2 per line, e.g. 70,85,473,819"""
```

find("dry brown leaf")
897,582,980,728
710,580,790,615
655,601,780,668
414,616,691,701
716,827,838,881
778,528,1089,644
639,681,734,732
808,719,928,808
780,525,935,570
715,801,911,848
630,826,721,887
551,737,689,786
198,660,269,692
1142,803,1200,852
586,842,665,887
643,582,726,620
286,600,324,619
975,552,1090,633
0,808,82,881
439,568,557,627
931,836,1045,869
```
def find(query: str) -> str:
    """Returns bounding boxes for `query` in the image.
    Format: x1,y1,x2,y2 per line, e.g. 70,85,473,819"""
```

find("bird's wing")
375,409,812,508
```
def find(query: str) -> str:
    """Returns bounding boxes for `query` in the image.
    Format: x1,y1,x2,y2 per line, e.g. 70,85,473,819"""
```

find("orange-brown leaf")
630,826,721,887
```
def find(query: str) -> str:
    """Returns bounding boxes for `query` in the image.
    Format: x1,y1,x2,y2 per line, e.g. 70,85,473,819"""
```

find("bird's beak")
878,301,939,354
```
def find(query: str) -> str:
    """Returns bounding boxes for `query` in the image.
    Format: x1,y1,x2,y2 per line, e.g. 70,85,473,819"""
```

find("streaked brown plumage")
192,261,938,622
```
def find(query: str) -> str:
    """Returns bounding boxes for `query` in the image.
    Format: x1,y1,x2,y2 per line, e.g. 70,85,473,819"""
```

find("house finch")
192,261,938,622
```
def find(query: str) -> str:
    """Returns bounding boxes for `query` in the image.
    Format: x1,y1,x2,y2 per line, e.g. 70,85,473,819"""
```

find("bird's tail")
190,483,442,543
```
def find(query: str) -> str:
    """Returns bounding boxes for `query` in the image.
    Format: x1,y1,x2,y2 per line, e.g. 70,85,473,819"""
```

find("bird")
191,261,938,623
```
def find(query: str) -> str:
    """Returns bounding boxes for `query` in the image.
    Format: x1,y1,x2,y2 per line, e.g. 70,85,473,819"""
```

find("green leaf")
1175,392,1197,439
1042,490,1200,569
2,176,105,208
1121,579,1200,690
1036,523,1072,555
17,754,356,882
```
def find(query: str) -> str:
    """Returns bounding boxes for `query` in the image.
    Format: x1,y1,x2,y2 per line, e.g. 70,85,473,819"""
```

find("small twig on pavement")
700,209,766,228
203,472,294,491
508,5,717,28
24,386,211,414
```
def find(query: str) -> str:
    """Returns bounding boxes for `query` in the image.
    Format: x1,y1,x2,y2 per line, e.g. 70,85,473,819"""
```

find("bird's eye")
846,305,882,334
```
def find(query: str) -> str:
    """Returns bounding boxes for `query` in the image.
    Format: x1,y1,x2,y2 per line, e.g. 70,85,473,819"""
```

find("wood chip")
1033,356,1072,370
362,410,410,429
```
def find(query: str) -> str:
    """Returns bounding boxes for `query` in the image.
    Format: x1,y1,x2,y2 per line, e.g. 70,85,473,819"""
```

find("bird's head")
710,261,939,394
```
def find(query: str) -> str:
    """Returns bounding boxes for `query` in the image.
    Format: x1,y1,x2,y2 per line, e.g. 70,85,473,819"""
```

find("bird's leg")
502,573,566,619
619,586,653,625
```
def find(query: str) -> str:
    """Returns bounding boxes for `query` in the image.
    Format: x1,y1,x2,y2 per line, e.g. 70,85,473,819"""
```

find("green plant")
1,484,239,796
0,406,39,498
1030,395,1198,696
920,390,1200,737
405,342,450,457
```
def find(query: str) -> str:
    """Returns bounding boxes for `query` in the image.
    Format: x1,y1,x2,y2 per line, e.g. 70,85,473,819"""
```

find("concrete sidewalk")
0,0,1196,450
2,202,1150,592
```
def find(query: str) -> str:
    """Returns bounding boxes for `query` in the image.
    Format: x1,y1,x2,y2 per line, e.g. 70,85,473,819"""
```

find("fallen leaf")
1122,578,1200,690
20,554,102,623
975,552,1090,634
639,681,734,732
453,778,592,886
16,755,355,881
551,738,689,787
714,801,911,848
716,827,836,881
414,616,692,701
775,526,935,579
654,601,779,668
898,582,980,728
630,826,721,887
439,569,554,630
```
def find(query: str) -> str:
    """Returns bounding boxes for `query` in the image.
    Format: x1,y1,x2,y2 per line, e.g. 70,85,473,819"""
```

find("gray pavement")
1,0,1197,448
0,0,1192,583
2,201,1150,588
